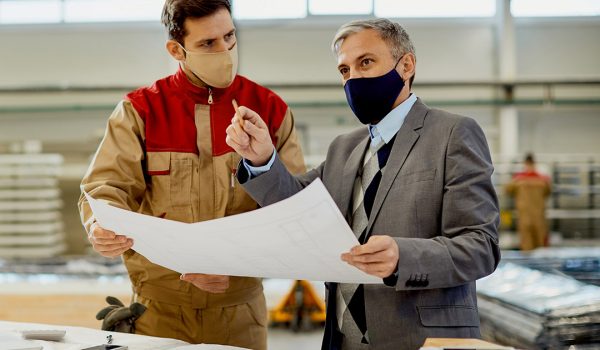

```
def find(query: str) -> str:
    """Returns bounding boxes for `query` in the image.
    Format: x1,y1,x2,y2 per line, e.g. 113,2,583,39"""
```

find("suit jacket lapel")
367,98,429,232
338,136,370,219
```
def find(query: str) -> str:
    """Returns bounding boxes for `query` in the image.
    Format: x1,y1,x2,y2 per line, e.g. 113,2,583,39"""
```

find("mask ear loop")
177,42,189,57
395,55,406,82
177,42,207,84
176,42,188,71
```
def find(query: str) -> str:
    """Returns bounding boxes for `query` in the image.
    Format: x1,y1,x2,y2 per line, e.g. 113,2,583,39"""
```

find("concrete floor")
0,276,326,349
267,328,324,349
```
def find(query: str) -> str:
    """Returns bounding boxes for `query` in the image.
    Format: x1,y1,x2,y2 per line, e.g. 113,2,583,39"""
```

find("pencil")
232,99,244,130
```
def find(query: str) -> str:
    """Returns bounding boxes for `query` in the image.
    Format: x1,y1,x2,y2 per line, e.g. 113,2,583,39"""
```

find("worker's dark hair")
161,0,232,44
524,153,535,164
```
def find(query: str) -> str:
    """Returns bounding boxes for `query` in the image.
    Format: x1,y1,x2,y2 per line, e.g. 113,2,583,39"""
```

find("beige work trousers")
135,294,267,350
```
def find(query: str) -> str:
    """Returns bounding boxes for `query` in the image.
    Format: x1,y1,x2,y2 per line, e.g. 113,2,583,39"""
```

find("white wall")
515,18,600,80
519,106,600,154
0,20,499,87
0,23,172,87
0,17,599,157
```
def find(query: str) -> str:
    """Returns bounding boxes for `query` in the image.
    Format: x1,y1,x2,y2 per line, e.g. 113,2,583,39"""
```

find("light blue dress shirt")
367,92,417,149
244,93,418,176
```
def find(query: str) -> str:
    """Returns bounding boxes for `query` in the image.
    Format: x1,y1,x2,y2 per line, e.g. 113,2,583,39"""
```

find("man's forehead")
184,10,234,39
337,30,387,64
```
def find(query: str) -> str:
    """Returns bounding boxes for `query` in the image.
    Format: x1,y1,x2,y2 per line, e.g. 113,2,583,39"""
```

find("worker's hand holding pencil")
227,99,275,167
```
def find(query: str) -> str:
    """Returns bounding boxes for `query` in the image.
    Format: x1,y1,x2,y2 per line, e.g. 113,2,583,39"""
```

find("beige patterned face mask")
179,43,238,88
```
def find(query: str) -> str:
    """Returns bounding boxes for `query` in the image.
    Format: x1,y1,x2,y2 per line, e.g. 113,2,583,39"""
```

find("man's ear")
166,40,185,61
398,52,416,82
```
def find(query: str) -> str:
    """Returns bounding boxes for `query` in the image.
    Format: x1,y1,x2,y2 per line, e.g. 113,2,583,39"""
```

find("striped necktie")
336,136,395,349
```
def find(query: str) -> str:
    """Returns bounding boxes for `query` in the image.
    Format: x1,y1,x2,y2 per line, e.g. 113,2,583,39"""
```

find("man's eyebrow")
194,28,235,45
356,53,375,61
337,52,376,69
195,38,215,45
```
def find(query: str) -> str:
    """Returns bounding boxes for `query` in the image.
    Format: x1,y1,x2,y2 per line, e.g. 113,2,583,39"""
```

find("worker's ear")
166,40,185,61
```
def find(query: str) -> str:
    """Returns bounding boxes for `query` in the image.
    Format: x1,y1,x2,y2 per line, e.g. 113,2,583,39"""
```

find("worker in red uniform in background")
506,153,552,251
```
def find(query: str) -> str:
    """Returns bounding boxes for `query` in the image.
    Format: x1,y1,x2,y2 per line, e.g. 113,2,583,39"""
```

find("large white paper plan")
85,179,381,284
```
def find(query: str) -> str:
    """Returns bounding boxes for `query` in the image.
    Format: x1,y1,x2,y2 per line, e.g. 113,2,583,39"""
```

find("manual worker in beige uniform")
78,0,305,348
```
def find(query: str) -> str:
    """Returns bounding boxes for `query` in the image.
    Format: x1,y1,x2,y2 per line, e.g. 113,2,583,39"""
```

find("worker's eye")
200,40,214,48
339,67,349,75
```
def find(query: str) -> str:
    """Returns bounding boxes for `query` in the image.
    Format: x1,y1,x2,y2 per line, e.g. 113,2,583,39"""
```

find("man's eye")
361,58,373,66
339,68,349,75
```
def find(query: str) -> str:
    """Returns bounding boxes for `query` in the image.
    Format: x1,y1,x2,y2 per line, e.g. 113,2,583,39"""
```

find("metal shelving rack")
495,157,600,241
551,160,600,239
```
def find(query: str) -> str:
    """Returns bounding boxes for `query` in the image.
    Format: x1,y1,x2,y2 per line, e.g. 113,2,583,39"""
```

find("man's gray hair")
331,18,416,62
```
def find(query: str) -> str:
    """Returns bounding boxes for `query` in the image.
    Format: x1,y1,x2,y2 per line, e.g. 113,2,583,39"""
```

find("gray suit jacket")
238,98,500,350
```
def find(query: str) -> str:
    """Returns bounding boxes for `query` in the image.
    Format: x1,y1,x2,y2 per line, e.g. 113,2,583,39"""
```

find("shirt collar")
368,93,417,148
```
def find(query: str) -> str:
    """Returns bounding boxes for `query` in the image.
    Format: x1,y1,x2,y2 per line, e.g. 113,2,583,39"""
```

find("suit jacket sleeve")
393,117,501,290
238,153,322,206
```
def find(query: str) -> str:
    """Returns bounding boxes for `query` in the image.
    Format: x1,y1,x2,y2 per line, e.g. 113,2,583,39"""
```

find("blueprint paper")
85,179,381,284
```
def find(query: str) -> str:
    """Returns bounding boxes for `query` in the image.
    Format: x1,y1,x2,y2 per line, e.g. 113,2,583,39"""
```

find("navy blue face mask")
344,59,404,125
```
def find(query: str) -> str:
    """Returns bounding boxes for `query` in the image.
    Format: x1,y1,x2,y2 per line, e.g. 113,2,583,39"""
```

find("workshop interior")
0,0,599,349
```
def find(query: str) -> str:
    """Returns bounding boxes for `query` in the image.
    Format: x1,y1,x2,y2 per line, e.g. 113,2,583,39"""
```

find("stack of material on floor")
477,262,600,349
501,248,600,286
0,154,66,258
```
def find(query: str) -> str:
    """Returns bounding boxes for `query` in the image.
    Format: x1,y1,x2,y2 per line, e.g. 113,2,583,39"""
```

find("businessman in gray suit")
225,18,500,350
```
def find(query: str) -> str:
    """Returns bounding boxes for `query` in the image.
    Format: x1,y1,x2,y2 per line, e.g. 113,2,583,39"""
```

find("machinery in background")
269,279,326,332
